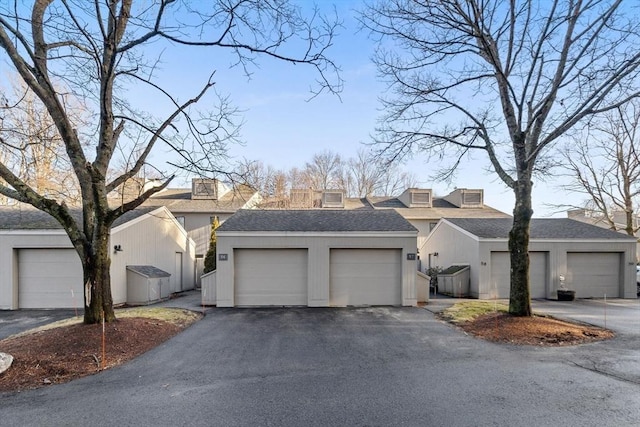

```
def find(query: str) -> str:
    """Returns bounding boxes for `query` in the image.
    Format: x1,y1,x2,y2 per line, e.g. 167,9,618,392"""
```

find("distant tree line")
236,148,418,200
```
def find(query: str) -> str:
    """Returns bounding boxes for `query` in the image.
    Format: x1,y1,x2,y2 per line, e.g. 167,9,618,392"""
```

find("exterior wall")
421,221,481,297
175,212,233,255
0,231,76,309
215,232,418,307
422,220,637,299
111,207,196,303
475,240,636,299
407,219,439,254
0,206,195,309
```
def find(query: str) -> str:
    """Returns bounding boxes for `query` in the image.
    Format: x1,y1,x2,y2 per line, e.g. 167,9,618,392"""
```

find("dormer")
444,188,484,208
191,178,230,200
321,190,345,208
398,188,432,208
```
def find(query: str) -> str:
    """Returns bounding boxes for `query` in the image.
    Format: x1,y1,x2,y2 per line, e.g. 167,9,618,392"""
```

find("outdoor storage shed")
422,218,637,300
210,209,419,307
126,266,171,305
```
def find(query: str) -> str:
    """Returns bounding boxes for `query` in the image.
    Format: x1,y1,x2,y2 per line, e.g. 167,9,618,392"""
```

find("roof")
126,265,171,278
0,204,156,230
445,217,638,240
218,209,418,233
365,196,510,220
144,185,258,213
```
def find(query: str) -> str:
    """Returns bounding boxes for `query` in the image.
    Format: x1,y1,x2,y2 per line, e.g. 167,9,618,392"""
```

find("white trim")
217,231,418,238
0,229,67,235
477,238,636,244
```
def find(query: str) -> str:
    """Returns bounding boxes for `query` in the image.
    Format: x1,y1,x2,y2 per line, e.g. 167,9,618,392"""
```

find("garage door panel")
490,252,547,299
567,253,620,298
19,249,83,309
234,249,307,306
330,249,402,306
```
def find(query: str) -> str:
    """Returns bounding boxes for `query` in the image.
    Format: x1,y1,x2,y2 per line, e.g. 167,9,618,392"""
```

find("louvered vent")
411,191,431,205
462,191,482,206
192,179,217,200
322,191,344,208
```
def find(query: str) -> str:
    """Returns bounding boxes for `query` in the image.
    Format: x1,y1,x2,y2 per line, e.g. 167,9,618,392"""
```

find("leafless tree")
362,0,640,315
0,78,86,204
303,149,343,190
0,0,341,323
560,103,640,236
344,148,384,197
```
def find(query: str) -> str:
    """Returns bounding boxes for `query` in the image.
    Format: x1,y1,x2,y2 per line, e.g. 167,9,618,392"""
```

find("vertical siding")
110,207,195,304
422,222,480,296
215,234,417,307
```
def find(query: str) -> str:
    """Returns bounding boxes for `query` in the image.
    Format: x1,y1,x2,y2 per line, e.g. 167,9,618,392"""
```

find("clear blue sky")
144,0,577,217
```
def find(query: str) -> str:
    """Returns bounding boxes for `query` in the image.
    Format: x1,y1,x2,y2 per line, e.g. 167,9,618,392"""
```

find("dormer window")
411,191,431,205
462,191,482,206
322,190,344,208
192,179,218,200
443,188,484,208
398,188,433,208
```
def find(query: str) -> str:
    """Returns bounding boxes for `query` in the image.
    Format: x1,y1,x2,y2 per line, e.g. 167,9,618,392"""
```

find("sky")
150,0,577,218
1,0,583,217
161,0,581,217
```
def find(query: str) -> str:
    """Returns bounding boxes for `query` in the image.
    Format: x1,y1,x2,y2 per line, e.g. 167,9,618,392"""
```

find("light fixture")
114,244,123,252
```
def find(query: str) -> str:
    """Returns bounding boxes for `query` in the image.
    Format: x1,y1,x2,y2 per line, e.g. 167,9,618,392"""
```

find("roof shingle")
446,217,638,240
218,209,418,233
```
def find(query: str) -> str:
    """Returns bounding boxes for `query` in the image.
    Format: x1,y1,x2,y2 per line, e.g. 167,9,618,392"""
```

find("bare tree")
376,167,417,197
344,148,383,197
561,103,640,236
0,77,85,204
303,149,343,189
0,0,341,323
362,0,640,316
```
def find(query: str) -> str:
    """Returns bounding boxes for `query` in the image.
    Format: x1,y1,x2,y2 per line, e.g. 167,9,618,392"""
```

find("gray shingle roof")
144,185,258,213
126,265,171,278
0,205,156,230
446,217,638,240
218,209,418,233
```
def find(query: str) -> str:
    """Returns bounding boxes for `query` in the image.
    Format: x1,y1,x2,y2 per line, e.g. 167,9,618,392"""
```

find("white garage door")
234,249,308,306
19,249,83,309
489,252,548,299
567,252,620,298
330,249,402,306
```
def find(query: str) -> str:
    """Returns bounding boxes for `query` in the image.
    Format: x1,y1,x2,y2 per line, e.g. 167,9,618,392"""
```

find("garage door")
490,252,548,299
234,249,308,306
330,249,402,306
567,252,620,298
19,249,83,309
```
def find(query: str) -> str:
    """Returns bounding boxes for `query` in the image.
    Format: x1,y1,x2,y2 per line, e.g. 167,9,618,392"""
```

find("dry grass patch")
439,301,614,346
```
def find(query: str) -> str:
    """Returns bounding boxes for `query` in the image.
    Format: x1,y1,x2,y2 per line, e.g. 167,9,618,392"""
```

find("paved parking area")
1,303,639,426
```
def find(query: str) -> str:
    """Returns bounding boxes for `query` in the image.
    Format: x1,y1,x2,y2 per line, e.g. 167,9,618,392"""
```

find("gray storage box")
437,265,470,297
126,265,171,305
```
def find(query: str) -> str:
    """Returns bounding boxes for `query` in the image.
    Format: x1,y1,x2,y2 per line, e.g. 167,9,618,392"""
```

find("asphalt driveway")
1,304,639,426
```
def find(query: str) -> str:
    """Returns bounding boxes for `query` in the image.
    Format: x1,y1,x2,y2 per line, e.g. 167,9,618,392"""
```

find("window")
175,216,185,228
411,191,431,205
462,191,482,206
429,222,438,232
323,191,343,206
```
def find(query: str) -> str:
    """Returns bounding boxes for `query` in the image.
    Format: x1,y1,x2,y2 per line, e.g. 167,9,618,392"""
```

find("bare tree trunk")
509,179,533,316
83,224,116,324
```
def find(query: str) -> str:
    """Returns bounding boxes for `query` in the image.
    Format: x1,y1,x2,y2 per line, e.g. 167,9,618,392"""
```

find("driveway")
1,306,639,426
0,309,76,340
